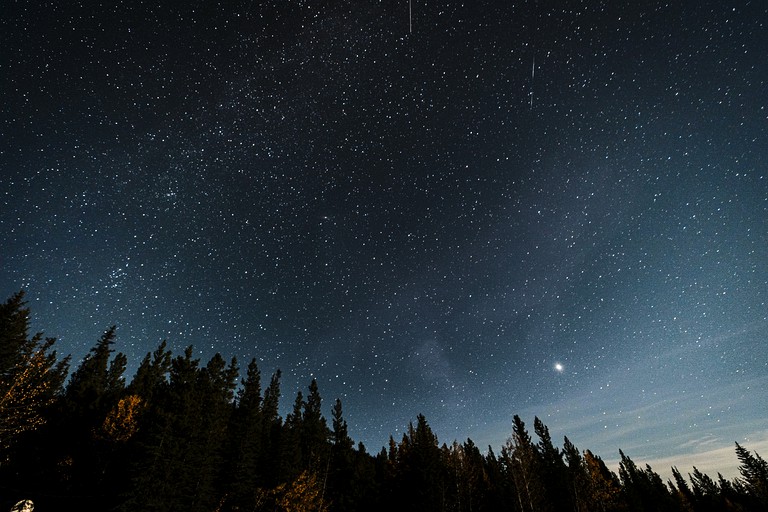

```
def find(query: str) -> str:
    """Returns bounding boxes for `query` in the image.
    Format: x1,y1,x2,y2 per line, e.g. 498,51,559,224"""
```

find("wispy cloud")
625,430,768,481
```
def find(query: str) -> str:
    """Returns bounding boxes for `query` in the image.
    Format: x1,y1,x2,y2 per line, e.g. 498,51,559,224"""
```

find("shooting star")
409,0,412,34
530,55,535,107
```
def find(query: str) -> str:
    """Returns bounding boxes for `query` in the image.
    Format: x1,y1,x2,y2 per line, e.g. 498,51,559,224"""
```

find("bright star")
554,362,564,372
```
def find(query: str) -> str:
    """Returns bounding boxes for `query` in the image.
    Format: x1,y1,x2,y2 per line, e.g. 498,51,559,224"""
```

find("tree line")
1,291,766,511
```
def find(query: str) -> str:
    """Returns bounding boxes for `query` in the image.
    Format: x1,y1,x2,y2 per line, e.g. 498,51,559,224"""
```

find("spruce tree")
49,326,129,509
562,436,589,512
534,417,570,511
504,415,548,512
302,378,330,469
734,443,768,507
329,398,356,512
64,326,127,421
669,466,694,511
395,414,443,512
124,347,211,511
483,446,511,511
618,450,675,511
194,354,238,508
260,369,283,487
583,449,624,512
223,358,265,510
0,292,69,455
127,340,171,402
0,292,69,511
0,291,34,373
280,389,305,481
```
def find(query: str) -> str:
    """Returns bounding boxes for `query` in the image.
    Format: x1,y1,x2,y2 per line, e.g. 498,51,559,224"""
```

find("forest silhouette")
1,291,766,511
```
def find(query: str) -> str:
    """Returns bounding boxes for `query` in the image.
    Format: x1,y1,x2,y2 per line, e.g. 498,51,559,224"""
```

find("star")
554,363,564,373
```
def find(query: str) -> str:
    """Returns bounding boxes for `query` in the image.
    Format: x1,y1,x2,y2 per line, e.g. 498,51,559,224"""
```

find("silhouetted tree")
534,417,571,511
65,326,127,417
484,446,511,512
735,443,768,507
390,414,444,512
328,398,356,512
669,466,694,511
43,326,129,509
302,378,330,469
442,438,493,512
222,358,265,510
124,349,237,512
563,436,590,512
618,450,675,511
127,340,171,402
503,415,548,512
260,369,284,488
583,449,624,512
281,389,306,481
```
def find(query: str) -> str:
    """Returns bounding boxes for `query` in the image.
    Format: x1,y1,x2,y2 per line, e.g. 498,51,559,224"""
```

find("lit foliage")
584,449,624,512
273,470,330,512
0,336,61,450
0,292,68,457
99,394,144,442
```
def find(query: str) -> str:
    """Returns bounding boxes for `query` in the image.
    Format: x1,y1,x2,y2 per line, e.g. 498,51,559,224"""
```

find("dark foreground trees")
0,292,765,511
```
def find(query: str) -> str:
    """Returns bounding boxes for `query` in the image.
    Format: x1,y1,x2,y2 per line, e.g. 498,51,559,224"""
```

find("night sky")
2,0,767,478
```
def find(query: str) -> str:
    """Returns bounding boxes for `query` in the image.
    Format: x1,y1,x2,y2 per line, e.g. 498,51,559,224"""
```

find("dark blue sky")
2,0,766,477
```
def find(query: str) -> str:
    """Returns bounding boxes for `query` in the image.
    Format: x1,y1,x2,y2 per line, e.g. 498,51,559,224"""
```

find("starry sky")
2,0,767,478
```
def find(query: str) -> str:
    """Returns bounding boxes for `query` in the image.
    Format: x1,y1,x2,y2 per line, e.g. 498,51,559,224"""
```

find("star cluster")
2,0,767,476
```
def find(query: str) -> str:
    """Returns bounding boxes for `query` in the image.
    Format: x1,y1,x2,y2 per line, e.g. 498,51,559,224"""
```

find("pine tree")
331,398,352,451
583,450,624,512
0,337,68,455
302,378,330,469
65,326,127,419
0,291,34,373
442,438,492,512
223,358,265,510
0,292,69,458
504,415,548,512
260,369,283,488
534,417,570,511
328,398,356,512
127,340,171,402
717,472,742,509
281,389,306,481
484,446,511,512
618,450,675,511
669,466,694,511
349,442,380,512
124,349,238,511
395,414,443,512
562,436,589,512
280,379,332,483
689,466,718,500
734,443,768,506
195,353,239,507
121,347,201,511
45,326,130,509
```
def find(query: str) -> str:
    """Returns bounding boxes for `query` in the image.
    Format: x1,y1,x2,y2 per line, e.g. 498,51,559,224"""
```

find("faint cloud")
636,430,768,481
411,338,453,385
